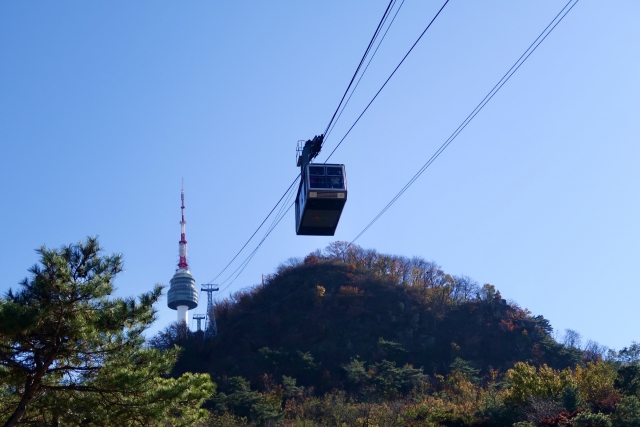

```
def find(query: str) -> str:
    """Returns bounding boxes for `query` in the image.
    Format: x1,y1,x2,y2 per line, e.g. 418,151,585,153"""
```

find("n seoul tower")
166,182,198,324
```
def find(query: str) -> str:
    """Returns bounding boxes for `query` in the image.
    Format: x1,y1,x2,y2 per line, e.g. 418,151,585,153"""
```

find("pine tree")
0,237,214,426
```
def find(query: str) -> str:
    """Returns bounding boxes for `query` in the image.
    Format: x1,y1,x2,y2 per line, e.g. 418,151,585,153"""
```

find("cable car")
295,163,347,235
294,136,347,236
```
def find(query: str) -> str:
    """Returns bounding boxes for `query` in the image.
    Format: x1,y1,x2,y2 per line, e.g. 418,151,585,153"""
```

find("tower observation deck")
167,182,198,324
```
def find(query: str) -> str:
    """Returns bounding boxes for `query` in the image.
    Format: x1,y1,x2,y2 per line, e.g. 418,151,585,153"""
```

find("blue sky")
1,1,638,351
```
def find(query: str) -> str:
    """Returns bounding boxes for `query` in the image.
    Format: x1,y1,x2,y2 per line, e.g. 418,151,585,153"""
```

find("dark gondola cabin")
295,163,347,235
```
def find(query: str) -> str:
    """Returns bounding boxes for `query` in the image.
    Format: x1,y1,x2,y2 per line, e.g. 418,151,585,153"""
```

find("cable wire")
219,201,296,294
219,194,295,291
324,0,450,162
325,0,406,143
206,174,300,284
220,182,297,287
217,183,298,289
322,0,397,137
349,0,580,246
217,174,299,290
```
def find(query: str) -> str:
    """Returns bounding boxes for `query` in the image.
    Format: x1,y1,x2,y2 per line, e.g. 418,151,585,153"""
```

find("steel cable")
324,0,450,162
349,0,580,246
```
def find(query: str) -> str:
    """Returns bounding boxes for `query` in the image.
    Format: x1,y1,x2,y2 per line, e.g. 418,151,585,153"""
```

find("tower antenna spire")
178,178,188,270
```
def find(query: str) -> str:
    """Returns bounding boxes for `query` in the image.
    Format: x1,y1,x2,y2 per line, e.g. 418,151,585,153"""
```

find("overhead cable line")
325,0,406,142
349,0,580,246
219,199,296,290
218,199,297,294
206,175,299,284
324,0,450,162
217,175,300,291
216,177,298,289
322,0,397,139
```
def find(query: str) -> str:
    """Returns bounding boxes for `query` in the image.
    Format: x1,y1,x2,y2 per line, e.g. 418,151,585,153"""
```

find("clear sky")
1,1,638,351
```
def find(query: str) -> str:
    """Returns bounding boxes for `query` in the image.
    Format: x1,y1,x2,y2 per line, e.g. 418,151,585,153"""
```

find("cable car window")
326,167,343,176
309,166,325,175
328,176,344,189
309,176,328,188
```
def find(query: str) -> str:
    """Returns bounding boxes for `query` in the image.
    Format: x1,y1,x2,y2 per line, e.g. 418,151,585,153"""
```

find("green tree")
615,365,640,397
562,384,584,412
213,377,282,424
282,375,304,399
450,357,480,383
370,360,427,398
343,358,369,389
0,238,214,426
343,358,426,398
614,396,640,427
572,411,612,427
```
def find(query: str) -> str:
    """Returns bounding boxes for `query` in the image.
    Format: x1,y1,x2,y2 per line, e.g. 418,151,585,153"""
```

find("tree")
614,342,640,365
563,329,583,349
615,365,640,397
503,362,575,406
614,396,640,427
575,361,619,408
572,411,612,427
449,358,480,383
213,377,282,424
0,237,214,426
343,358,427,398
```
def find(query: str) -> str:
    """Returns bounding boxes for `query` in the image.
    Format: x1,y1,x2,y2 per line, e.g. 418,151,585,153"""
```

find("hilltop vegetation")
152,242,640,426
162,242,581,384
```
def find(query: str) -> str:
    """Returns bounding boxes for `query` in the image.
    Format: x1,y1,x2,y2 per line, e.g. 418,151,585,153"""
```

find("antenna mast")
178,179,189,270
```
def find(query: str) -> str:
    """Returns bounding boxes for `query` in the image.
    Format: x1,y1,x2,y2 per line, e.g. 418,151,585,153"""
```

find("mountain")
154,242,583,394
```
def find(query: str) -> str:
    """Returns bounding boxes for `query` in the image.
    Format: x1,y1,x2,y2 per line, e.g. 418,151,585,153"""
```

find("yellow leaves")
575,361,618,404
504,360,619,408
445,371,478,405
503,362,575,406
315,285,326,298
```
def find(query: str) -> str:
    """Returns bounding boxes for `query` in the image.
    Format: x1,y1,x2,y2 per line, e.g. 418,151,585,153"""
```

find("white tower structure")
167,182,198,324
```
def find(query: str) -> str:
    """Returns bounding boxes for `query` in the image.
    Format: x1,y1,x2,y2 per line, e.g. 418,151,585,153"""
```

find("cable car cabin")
295,164,347,236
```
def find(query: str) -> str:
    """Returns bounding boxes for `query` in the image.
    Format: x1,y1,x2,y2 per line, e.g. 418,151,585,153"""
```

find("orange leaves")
500,318,519,332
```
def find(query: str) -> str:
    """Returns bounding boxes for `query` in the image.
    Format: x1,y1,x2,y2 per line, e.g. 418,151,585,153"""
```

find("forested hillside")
152,243,640,426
